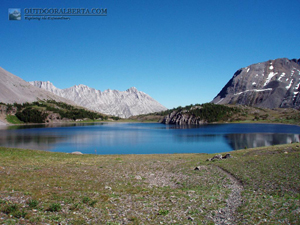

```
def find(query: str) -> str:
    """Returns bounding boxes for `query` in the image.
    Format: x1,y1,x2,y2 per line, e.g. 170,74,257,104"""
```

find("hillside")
212,58,300,108
0,100,119,124
30,81,167,118
0,67,75,106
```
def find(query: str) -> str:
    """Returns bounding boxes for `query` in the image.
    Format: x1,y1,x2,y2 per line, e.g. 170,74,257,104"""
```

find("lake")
0,123,299,155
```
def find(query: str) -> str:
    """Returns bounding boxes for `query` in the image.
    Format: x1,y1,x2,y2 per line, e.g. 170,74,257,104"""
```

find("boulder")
206,153,232,161
211,154,222,160
222,153,232,159
71,151,83,155
194,166,206,170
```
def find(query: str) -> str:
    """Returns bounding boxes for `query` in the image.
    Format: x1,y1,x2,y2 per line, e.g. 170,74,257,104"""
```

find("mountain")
0,67,76,105
212,58,300,109
30,81,167,118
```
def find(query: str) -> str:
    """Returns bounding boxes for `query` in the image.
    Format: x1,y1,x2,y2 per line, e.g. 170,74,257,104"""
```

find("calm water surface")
0,123,299,154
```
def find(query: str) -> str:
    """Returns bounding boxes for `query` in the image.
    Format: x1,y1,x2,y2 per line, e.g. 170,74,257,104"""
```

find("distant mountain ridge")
0,67,76,105
30,81,167,118
212,58,300,109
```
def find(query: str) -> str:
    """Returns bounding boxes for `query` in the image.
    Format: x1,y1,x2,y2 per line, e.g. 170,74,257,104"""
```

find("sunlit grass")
5,115,24,124
211,143,300,224
0,144,299,224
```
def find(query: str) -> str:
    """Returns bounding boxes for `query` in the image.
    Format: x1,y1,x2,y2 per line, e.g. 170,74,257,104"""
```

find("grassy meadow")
0,143,299,224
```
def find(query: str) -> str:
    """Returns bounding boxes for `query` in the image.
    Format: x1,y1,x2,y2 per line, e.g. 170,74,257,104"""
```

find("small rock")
293,208,300,214
71,151,83,155
135,175,142,180
222,153,232,159
188,216,194,221
211,154,222,160
284,151,288,154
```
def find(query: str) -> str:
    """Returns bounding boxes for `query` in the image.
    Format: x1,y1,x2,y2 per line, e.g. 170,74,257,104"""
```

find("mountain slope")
0,67,76,105
30,81,167,118
212,58,300,108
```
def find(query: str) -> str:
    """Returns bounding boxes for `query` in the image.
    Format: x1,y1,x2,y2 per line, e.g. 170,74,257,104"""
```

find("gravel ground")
209,166,244,225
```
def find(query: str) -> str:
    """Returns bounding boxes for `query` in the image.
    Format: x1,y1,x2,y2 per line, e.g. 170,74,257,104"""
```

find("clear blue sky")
1,0,299,109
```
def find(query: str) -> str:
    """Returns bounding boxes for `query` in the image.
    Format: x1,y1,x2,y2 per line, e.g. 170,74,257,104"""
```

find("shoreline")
3,119,300,127
0,141,297,157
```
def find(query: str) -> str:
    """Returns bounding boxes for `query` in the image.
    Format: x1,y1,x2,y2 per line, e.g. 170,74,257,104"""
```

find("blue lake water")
0,123,299,155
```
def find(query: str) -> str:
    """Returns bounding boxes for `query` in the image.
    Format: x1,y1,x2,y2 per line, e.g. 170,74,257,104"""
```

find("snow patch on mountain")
286,79,293,89
264,72,278,86
234,88,272,96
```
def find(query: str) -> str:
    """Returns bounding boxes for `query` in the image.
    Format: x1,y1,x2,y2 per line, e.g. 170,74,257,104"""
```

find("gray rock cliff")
161,110,205,125
212,58,300,109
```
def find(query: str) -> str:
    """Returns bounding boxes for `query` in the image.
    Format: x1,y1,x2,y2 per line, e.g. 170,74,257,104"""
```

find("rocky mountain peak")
30,81,167,118
212,57,300,109
127,87,138,93
71,84,92,91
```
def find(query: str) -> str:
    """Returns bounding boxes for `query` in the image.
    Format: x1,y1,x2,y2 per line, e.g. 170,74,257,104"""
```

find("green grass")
5,115,24,124
0,144,299,224
211,143,300,224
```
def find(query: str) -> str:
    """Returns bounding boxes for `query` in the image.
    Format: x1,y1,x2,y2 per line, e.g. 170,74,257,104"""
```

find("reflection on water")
5,122,106,130
174,134,225,143
0,123,106,150
0,132,65,150
174,133,300,149
0,123,299,154
226,133,300,150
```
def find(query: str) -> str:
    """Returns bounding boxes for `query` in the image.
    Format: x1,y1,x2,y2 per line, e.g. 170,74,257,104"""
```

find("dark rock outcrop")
161,110,205,125
212,58,300,109
206,153,232,161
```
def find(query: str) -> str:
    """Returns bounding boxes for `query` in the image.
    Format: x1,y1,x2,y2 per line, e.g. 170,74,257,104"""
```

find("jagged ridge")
30,81,167,118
